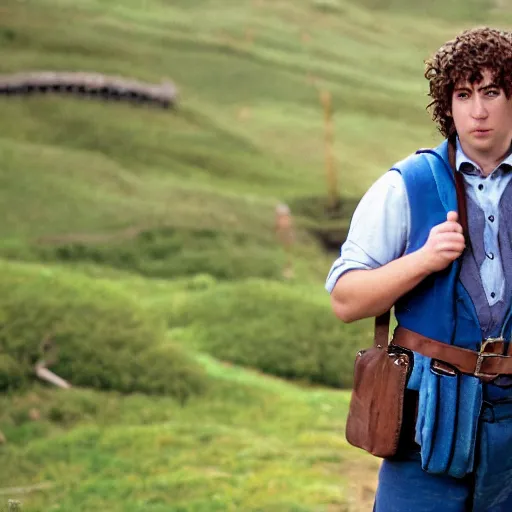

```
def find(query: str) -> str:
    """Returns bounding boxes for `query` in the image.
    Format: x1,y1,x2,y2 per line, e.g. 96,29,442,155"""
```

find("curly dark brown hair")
425,27,512,138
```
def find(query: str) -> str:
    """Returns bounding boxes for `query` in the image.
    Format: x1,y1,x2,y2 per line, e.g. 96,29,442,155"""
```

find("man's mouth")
472,129,492,137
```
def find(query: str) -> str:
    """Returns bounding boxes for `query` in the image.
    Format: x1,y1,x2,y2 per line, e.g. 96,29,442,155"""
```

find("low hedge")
168,279,373,388
28,227,282,280
0,261,206,401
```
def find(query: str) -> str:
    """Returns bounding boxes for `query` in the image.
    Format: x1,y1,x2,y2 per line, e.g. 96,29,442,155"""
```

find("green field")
1,0,512,510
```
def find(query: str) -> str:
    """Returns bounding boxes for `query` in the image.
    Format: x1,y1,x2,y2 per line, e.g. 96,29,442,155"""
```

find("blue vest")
391,140,512,478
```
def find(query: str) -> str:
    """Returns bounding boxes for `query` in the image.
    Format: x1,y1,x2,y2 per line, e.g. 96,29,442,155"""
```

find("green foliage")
0,354,24,392
0,261,207,400
168,280,373,388
30,227,282,280
291,195,358,251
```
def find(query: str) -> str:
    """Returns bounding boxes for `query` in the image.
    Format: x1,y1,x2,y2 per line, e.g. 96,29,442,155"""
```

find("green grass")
1,0,502,243
166,278,373,388
0,355,381,512
1,0,512,510
0,260,207,399
1,0,510,277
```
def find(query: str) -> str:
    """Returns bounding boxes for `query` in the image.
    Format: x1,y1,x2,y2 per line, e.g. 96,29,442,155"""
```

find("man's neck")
459,139,512,177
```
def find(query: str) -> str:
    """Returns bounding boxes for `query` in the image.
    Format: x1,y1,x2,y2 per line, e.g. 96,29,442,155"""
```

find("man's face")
451,69,512,157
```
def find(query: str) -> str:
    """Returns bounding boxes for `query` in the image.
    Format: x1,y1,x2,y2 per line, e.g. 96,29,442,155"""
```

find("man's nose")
471,96,488,119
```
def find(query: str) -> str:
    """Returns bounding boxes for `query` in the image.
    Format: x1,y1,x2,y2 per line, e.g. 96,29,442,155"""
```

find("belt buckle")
474,337,504,379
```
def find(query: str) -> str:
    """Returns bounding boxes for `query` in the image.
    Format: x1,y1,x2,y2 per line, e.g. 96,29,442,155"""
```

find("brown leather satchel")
345,311,412,458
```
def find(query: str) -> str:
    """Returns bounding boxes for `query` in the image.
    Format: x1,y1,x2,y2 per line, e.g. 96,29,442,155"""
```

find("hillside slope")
1,1,512,511
2,0,510,274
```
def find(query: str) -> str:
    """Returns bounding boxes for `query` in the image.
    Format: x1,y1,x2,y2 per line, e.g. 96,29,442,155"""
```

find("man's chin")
464,134,494,152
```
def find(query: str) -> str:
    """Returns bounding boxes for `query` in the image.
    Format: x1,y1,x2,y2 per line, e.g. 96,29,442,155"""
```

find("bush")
0,353,25,391
30,227,282,281
288,195,359,252
0,261,206,401
168,279,373,388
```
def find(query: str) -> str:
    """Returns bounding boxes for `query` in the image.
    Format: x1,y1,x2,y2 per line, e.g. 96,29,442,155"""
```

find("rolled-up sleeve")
325,170,410,293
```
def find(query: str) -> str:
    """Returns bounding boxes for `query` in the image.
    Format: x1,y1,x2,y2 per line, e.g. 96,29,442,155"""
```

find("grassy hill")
3,0,508,245
0,360,381,512
1,0,512,510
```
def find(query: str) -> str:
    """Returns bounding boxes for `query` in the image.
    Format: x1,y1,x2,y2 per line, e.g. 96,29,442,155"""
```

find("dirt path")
342,455,381,512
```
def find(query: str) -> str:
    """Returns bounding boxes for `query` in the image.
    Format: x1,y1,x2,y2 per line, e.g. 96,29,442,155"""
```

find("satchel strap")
374,137,467,348
374,310,391,348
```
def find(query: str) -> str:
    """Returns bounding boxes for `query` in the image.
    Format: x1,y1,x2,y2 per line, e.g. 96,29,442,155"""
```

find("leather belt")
393,327,512,381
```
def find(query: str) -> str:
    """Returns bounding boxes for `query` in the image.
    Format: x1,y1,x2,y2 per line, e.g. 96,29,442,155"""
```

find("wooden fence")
0,71,177,108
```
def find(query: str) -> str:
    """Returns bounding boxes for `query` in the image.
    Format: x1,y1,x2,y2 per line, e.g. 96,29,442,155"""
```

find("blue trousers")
374,400,512,512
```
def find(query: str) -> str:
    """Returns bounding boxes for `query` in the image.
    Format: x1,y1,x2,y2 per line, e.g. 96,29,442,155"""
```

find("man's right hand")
330,211,466,323
419,211,466,273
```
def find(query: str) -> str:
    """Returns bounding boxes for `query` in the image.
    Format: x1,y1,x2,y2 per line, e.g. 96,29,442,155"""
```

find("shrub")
30,227,282,280
289,195,358,252
0,354,24,391
0,261,206,401
168,279,373,388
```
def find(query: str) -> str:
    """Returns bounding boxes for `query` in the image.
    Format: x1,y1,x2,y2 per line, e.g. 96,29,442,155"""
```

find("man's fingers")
434,232,465,244
435,232,465,253
437,244,465,254
447,211,458,223
435,220,463,234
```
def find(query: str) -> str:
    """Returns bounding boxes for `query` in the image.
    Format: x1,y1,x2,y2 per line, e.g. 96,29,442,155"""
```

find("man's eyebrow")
453,83,499,92
478,82,499,91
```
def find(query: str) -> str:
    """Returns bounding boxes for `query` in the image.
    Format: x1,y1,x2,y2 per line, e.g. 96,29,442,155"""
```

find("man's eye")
487,90,500,97
457,92,469,99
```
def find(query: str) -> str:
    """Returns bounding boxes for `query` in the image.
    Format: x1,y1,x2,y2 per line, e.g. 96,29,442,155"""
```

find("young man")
326,28,512,511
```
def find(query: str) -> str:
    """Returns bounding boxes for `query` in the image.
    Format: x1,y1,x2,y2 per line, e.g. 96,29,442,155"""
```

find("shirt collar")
456,137,512,177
